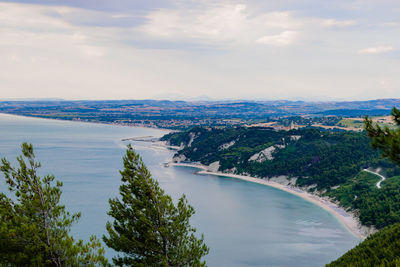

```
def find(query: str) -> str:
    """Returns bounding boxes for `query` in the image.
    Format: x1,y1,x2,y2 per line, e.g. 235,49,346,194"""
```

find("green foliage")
0,143,107,266
327,108,400,265
168,127,381,189
164,126,400,229
103,145,209,266
248,131,379,189
327,171,400,228
365,107,400,165
168,127,290,167
327,223,400,267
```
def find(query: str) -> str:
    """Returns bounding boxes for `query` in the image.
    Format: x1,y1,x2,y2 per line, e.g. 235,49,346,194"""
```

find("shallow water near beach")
0,114,359,266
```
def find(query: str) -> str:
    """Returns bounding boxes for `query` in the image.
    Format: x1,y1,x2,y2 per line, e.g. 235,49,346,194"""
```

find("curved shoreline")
168,162,371,240
0,112,172,133
2,112,370,240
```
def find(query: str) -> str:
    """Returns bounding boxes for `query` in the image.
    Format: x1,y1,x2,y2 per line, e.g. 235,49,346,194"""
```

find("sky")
1,0,400,101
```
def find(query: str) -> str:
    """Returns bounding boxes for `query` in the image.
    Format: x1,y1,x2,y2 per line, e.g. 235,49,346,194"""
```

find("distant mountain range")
0,98,398,129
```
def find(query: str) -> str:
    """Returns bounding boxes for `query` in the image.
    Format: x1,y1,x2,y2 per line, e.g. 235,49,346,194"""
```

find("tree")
0,143,108,266
327,223,400,267
103,145,209,266
328,108,400,265
365,107,400,165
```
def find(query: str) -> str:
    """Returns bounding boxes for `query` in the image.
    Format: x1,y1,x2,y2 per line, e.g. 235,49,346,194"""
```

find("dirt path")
363,168,386,189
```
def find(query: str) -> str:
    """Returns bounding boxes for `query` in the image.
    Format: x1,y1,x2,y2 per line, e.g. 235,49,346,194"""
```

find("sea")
0,114,359,267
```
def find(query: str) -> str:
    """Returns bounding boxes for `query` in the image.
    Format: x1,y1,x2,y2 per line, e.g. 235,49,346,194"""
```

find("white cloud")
138,3,359,48
140,4,249,40
320,19,356,27
256,31,300,46
0,1,399,101
380,22,399,27
0,3,108,58
139,4,303,45
358,45,394,55
80,45,105,57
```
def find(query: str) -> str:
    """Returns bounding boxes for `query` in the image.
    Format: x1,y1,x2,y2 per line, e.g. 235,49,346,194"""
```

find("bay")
0,114,359,266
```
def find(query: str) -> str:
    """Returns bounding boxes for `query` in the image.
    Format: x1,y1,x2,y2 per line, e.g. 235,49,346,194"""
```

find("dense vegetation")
163,127,384,189
0,143,208,266
327,223,400,266
162,127,400,229
326,171,400,229
104,145,209,266
327,107,400,265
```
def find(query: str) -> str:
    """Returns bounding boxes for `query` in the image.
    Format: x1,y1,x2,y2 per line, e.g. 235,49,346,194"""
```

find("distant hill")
0,99,399,119
317,109,391,116
0,98,399,129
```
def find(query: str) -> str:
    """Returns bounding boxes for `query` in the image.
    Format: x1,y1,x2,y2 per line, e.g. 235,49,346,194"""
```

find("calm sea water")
0,114,359,266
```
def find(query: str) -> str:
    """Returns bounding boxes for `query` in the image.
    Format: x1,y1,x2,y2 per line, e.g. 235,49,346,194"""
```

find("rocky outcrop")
172,154,186,163
187,132,196,147
207,161,220,172
248,144,285,162
268,176,297,186
290,135,302,141
218,140,236,151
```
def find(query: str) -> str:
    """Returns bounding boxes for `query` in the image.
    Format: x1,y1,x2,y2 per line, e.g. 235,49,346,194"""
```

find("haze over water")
0,114,359,266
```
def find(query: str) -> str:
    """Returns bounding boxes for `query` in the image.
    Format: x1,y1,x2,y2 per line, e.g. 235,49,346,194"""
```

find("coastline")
168,162,372,240
2,112,371,240
0,112,173,133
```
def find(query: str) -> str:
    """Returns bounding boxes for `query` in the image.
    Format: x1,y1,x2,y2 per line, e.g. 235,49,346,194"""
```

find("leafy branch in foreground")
103,145,209,266
0,143,107,266
328,108,400,266
365,107,400,165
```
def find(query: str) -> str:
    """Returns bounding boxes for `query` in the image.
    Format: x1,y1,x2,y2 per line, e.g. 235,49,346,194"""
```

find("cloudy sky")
1,0,400,100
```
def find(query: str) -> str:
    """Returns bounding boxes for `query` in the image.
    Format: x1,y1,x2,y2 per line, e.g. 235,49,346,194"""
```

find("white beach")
168,162,371,240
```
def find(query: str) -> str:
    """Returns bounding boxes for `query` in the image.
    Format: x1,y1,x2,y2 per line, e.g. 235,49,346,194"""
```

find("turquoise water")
0,114,359,266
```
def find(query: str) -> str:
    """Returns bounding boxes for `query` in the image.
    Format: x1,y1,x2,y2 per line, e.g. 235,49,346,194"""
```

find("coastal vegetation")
327,223,400,266
162,126,400,229
365,107,400,165
328,107,400,265
103,145,209,266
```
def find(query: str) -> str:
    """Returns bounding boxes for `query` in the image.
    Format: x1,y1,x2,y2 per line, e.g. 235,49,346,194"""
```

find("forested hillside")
327,223,400,266
161,127,400,229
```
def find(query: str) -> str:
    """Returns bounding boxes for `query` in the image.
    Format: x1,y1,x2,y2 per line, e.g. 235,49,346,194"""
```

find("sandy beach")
168,162,372,240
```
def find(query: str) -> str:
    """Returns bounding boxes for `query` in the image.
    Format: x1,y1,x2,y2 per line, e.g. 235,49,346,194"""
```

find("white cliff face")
218,140,236,151
290,135,302,141
173,154,186,163
249,146,276,162
187,132,196,147
268,176,297,186
248,144,285,162
207,161,220,172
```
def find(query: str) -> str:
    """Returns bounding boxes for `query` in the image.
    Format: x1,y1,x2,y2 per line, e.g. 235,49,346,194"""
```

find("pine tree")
329,108,400,266
0,143,108,266
103,145,209,266
364,107,400,164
